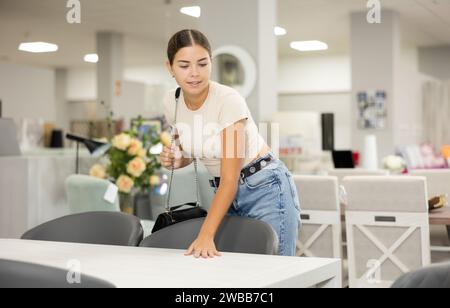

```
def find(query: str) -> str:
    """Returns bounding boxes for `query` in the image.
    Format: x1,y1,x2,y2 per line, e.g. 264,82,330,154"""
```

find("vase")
119,192,134,215
133,189,153,220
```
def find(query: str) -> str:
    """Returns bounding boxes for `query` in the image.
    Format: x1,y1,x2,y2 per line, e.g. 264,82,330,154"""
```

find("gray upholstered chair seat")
0,259,115,288
140,216,278,255
22,212,143,247
392,262,450,288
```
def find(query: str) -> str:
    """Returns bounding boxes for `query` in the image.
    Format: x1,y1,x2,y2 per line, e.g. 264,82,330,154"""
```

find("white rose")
112,133,131,151
89,164,106,179
128,139,143,156
383,155,405,171
127,157,146,178
116,175,134,193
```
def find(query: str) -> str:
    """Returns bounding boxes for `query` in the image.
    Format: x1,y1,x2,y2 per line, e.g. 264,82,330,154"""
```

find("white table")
0,239,342,288
0,151,97,238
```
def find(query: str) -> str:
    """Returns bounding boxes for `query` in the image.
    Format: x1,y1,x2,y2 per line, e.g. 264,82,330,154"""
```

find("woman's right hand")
160,145,185,170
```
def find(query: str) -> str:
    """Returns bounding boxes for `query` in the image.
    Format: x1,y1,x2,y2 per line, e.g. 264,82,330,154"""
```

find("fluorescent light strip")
84,54,99,63
290,40,328,52
274,27,287,36
18,42,58,53
180,6,201,18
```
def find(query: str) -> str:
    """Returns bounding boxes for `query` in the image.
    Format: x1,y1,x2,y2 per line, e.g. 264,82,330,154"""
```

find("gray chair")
140,216,279,255
0,259,115,288
65,175,155,237
151,163,215,217
392,262,450,288
22,212,143,247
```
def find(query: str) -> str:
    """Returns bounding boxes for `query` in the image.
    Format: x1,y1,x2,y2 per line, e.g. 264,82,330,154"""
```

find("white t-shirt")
163,81,266,177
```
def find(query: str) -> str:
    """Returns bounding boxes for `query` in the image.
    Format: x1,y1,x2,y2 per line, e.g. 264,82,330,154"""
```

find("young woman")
160,29,301,257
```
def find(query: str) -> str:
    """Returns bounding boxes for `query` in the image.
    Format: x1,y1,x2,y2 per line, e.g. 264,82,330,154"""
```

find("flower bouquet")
382,155,407,174
89,117,172,213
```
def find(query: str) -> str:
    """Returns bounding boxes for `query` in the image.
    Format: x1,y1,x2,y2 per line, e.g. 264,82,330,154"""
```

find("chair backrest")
163,163,215,208
392,262,450,288
150,163,215,220
293,175,342,259
65,175,120,214
344,176,431,288
140,216,279,255
327,169,388,187
0,259,115,288
21,212,143,247
410,170,450,251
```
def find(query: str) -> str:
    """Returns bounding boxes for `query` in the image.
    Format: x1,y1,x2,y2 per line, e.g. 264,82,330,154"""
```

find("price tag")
104,183,118,204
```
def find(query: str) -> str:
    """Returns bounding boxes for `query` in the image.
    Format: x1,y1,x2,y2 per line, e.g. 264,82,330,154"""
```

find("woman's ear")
165,61,174,78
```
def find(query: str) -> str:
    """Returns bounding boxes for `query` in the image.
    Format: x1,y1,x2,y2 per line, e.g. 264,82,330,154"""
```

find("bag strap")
169,202,198,212
165,88,200,213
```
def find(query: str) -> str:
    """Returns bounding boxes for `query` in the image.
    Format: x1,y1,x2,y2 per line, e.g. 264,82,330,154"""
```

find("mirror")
212,45,257,98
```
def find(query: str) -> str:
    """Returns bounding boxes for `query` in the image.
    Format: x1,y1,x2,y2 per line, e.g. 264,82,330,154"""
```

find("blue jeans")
213,153,301,256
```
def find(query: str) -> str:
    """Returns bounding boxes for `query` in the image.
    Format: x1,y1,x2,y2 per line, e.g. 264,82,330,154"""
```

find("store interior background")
1,0,450,232
2,0,449,164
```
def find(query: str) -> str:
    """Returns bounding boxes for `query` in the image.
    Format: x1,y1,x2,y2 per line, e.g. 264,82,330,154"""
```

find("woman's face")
167,45,212,96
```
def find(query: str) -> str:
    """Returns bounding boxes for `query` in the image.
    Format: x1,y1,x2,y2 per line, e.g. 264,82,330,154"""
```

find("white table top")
0,239,341,288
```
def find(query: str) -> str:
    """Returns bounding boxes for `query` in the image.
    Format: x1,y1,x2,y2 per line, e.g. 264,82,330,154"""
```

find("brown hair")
167,29,212,65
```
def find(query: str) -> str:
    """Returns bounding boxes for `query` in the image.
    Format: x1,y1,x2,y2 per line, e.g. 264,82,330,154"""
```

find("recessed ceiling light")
180,6,201,18
18,42,58,53
290,40,328,52
84,54,99,63
274,27,287,36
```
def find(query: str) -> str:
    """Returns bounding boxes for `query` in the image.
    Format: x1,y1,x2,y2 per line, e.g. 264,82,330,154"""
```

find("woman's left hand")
185,235,222,258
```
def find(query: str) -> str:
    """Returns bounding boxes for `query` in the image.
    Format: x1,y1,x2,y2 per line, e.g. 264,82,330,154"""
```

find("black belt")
209,153,274,188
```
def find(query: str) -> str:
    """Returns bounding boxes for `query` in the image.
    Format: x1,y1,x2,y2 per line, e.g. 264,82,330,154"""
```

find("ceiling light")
180,6,201,18
274,27,287,36
18,42,58,53
290,40,328,52
84,54,99,63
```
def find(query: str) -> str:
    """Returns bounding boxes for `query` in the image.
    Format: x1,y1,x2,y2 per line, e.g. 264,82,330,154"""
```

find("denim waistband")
242,151,276,170
210,152,278,187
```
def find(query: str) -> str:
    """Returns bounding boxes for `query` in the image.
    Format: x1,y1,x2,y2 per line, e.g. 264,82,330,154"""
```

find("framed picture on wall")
357,90,387,129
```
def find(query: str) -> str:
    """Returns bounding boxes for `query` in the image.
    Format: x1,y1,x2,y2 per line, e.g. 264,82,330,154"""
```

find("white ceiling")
279,0,450,57
0,0,449,68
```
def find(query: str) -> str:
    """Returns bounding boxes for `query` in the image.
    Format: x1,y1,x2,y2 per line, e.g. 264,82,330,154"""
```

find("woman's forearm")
181,157,194,168
199,183,238,238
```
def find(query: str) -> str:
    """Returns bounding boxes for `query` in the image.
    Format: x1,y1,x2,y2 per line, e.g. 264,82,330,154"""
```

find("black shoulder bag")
151,88,208,233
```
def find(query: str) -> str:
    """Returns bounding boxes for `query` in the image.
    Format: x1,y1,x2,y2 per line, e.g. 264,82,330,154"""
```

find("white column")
199,0,278,123
351,10,400,164
96,32,124,120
